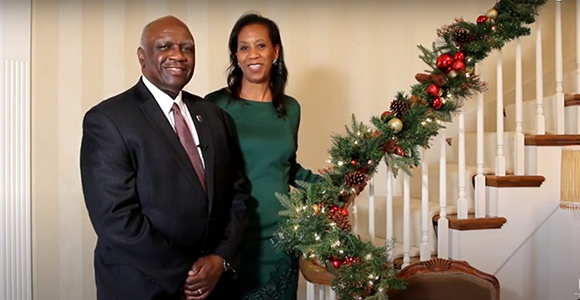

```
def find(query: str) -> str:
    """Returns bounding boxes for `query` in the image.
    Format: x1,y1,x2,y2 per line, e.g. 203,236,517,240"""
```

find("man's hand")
182,255,224,300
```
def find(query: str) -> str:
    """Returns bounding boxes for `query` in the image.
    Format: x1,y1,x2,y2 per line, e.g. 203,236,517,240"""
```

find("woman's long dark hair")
226,12,289,117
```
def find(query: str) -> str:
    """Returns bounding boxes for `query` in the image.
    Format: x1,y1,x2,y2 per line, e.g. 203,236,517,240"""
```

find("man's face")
138,18,195,98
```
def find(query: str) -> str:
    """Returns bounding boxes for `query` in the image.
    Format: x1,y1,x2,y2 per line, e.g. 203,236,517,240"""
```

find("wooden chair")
388,258,500,300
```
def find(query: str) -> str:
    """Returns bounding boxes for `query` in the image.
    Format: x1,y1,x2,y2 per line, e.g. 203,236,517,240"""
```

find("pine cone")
437,24,457,38
330,210,352,231
344,171,366,188
453,27,476,48
390,98,410,118
380,140,398,153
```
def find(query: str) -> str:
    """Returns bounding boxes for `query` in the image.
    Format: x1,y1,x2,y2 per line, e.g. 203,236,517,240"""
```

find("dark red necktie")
171,103,206,193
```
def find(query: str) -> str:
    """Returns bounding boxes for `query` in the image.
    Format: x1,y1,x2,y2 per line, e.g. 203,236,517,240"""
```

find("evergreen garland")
274,1,547,299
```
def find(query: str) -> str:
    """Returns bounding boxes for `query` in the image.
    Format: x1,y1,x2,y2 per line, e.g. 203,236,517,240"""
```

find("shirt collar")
141,75,184,116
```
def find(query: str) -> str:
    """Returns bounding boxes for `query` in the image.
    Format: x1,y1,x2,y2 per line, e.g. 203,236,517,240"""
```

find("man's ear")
137,47,145,67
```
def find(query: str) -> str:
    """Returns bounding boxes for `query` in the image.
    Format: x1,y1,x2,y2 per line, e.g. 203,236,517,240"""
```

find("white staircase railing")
495,51,507,176
437,128,449,258
420,148,430,261
457,108,468,218
536,15,546,135
555,0,565,134
475,63,486,218
514,38,525,175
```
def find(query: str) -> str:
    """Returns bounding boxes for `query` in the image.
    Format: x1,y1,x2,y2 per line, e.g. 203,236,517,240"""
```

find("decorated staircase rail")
274,1,549,299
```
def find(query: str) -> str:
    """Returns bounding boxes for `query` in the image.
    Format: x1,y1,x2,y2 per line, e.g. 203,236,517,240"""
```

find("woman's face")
236,23,280,85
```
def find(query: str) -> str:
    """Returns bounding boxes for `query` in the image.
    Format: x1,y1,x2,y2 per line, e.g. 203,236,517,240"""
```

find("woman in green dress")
205,12,320,300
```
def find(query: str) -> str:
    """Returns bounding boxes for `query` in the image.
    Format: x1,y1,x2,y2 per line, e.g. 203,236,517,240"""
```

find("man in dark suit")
80,16,249,300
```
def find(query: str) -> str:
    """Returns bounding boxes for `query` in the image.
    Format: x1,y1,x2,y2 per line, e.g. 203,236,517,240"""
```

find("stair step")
485,175,545,187
565,94,580,107
524,134,580,146
433,213,507,231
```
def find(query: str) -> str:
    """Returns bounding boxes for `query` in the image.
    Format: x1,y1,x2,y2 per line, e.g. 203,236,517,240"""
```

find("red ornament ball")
341,207,349,217
454,51,465,62
331,259,344,269
426,84,441,97
432,97,443,109
477,15,488,24
359,167,369,174
452,60,466,72
345,256,360,265
380,111,392,122
436,54,454,73
330,205,339,213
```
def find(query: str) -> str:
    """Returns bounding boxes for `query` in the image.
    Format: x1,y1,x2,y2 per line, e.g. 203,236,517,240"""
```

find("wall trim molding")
1,0,32,299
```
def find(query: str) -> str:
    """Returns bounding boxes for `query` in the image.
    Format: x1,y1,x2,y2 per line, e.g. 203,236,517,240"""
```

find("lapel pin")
196,115,203,123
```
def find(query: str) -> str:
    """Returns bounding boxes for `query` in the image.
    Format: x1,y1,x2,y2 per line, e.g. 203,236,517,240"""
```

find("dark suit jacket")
80,80,249,300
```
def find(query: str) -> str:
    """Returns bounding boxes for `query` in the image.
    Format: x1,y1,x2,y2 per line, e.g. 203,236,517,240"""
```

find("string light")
338,161,344,166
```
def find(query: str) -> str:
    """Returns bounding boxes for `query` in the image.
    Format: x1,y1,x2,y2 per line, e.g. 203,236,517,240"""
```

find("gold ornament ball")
486,8,499,19
387,118,403,133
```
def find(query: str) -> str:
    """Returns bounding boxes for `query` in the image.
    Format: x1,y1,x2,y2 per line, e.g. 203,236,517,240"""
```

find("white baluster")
368,178,375,244
496,52,506,176
329,287,336,300
475,63,486,218
457,108,468,219
420,148,430,261
438,129,449,258
386,166,394,258
319,285,325,300
515,38,525,175
402,173,411,268
555,0,565,134
307,282,315,300
536,15,546,135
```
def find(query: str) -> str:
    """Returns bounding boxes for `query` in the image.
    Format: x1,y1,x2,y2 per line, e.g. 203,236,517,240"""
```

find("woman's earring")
273,59,278,65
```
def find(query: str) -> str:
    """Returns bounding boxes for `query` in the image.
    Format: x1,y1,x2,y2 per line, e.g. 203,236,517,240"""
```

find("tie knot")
171,103,182,114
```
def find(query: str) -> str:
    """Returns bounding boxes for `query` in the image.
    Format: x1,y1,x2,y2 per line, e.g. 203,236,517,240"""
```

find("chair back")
388,258,500,300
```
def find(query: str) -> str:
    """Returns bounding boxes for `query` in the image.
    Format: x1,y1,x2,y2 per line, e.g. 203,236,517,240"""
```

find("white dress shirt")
141,76,205,167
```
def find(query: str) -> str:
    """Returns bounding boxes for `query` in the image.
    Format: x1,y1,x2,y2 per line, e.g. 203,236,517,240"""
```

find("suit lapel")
184,95,216,213
135,82,206,200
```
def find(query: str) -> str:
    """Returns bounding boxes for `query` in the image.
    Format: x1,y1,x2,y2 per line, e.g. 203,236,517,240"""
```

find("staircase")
302,1,580,299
